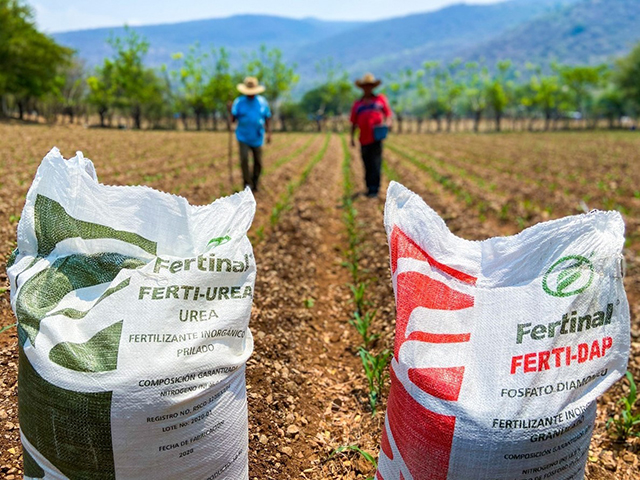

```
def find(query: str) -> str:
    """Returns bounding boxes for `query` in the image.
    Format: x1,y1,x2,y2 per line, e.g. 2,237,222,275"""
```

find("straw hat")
237,77,266,95
355,73,382,88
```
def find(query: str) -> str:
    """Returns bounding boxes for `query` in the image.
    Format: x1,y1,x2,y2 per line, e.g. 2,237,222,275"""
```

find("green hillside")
465,0,640,66
52,15,364,67
294,0,579,78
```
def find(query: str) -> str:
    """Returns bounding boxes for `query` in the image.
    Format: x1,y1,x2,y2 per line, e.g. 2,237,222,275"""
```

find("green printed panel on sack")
49,321,124,373
19,349,116,480
16,253,144,346
23,448,45,479
34,194,157,257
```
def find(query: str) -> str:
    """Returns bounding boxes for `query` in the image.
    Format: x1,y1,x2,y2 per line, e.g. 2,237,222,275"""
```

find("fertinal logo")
543,255,595,297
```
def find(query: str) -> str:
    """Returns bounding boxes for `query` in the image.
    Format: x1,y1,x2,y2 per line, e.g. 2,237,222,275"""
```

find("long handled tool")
227,121,234,191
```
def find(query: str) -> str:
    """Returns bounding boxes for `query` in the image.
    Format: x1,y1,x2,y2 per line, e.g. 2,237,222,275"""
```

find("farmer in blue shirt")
230,77,272,192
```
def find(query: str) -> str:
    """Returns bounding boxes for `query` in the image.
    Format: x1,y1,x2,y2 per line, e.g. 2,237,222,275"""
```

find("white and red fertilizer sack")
378,181,630,480
8,148,256,479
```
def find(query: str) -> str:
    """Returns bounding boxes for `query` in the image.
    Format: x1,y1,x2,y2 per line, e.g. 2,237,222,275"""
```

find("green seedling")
607,372,640,440
342,260,359,283
9,215,20,224
254,226,265,242
142,173,163,183
344,214,358,236
304,298,315,308
0,323,16,335
349,282,368,315
387,144,474,208
382,162,400,182
359,347,391,414
265,136,315,175
349,310,379,347
499,203,510,221
330,445,377,478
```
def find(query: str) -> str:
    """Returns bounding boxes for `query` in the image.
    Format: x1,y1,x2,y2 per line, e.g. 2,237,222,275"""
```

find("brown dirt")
1,125,639,479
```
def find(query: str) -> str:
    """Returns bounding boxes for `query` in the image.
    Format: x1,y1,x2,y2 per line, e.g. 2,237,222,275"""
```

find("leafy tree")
463,62,489,133
244,45,298,126
144,71,173,129
416,62,445,132
300,81,355,118
425,95,447,132
438,61,465,132
615,42,640,112
302,60,356,131
383,68,416,133
171,44,209,130
527,66,563,131
57,58,87,123
279,101,308,132
107,27,152,129
418,60,466,132
167,55,190,129
514,80,535,131
205,47,240,131
86,27,170,129
87,60,115,127
0,0,72,119
485,60,513,132
557,63,608,126
596,87,627,129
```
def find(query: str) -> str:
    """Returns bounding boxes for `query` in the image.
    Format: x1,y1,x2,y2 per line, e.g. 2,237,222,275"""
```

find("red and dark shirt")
350,94,392,145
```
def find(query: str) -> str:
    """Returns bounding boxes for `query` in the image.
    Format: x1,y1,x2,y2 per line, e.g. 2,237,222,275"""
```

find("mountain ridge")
51,0,640,87
464,0,640,66
52,15,365,68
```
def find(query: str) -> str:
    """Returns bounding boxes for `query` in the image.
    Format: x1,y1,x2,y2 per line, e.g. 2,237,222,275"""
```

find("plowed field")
0,124,638,479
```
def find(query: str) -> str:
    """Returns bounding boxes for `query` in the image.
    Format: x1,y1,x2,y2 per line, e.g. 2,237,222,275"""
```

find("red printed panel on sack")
383,226,475,479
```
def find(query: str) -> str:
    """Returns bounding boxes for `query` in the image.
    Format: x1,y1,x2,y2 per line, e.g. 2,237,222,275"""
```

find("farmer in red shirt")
350,73,393,198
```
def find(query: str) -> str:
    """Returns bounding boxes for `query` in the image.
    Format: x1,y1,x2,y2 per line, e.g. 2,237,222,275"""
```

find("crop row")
269,134,330,227
340,137,390,417
393,134,640,215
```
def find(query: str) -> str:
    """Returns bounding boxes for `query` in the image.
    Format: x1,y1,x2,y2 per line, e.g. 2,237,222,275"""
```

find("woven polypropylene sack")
377,182,630,480
8,148,256,480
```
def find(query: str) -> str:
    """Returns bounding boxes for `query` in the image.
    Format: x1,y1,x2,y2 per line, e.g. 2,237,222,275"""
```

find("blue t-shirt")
231,95,272,148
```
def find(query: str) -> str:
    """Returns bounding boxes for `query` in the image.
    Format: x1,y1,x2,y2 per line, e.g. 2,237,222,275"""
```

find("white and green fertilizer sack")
8,148,256,480
377,181,630,480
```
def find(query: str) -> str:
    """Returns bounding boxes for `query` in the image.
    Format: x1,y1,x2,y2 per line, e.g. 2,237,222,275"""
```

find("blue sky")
30,0,504,33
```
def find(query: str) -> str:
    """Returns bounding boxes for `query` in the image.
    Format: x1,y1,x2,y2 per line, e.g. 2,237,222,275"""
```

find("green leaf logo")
543,255,594,297
207,235,231,248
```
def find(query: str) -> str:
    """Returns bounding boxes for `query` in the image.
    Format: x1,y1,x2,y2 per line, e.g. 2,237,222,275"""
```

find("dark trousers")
361,141,383,195
239,141,263,190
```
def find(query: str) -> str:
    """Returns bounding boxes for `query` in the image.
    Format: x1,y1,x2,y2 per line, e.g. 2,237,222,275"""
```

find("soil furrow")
250,134,328,241
246,134,361,478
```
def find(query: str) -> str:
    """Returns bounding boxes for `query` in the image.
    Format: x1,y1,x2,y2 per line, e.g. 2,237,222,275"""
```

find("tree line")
0,1,297,130
380,56,640,133
84,30,297,130
1,0,640,132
